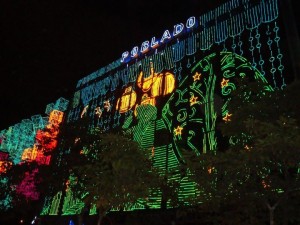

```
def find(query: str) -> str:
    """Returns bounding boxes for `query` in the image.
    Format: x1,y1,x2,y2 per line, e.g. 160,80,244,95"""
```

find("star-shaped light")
223,113,232,122
244,145,251,151
190,96,199,106
174,125,183,136
221,78,229,88
193,72,201,82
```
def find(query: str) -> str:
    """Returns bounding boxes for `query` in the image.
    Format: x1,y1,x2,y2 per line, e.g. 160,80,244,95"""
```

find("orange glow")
137,72,154,92
151,146,155,157
222,112,232,122
208,167,214,174
36,130,58,152
190,95,199,106
21,148,33,161
136,62,175,97
141,94,156,106
151,71,175,97
48,110,64,126
192,72,201,82
116,63,175,114
21,145,39,162
28,110,64,165
116,86,137,113
174,126,183,136
0,161,12,173
221,78,229,88
35,151,51,165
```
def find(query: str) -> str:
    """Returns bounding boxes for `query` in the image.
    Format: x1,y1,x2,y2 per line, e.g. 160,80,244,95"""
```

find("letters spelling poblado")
121,16,198,63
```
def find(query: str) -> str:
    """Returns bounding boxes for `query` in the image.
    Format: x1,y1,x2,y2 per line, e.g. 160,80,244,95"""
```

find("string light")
0,0,286,215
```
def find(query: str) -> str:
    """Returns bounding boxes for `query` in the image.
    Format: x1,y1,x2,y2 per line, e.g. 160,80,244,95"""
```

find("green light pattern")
177,173,200,205
0,0,288,216
61,190,85,215
147,188,163,209
193,54,218,153
41,192,63,215
40,197,51,216
89,204,97,215
49,192,62,215
152,145,168,171
128,105,157,146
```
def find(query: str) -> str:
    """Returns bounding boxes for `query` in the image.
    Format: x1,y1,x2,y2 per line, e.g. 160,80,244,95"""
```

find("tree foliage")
184,79,300,225
68,127,161,225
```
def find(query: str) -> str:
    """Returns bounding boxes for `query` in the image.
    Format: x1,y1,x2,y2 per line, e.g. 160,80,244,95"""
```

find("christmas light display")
16,168,40,201
0,151,11,173
56,0,283,214
0,98,69,202
1,0,291,217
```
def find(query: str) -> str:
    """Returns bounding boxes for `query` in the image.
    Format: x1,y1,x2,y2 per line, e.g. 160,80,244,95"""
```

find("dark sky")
0,0,298,130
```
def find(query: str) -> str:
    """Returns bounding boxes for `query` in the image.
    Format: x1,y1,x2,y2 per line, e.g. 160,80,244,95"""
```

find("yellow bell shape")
116,86,137,113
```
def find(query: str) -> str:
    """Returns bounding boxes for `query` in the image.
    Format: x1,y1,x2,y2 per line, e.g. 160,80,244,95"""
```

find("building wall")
51,0,287,215
0,0,290,216
0,98,69,209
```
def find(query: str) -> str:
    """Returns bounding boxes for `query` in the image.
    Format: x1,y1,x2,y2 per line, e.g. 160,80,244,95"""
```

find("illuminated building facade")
0,98,69,206
0,0,293,217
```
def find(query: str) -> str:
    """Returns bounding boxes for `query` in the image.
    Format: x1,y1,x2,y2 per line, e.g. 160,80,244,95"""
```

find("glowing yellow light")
116,86,137,113
174,125,183,136
151,71,175,97
192,72,201,81
31,145,38,159
136,62,175,97
21,145,38,161
49,110,64,125
21,148,33,161
190,96,199,106
223,113,232,122
141,93,156,106
221,78,229,88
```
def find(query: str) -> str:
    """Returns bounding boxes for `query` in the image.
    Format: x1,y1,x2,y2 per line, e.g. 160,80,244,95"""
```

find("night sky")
0,0,298,130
